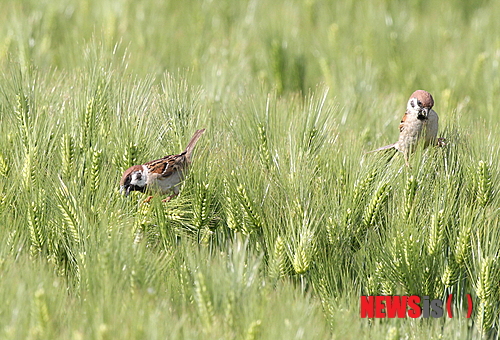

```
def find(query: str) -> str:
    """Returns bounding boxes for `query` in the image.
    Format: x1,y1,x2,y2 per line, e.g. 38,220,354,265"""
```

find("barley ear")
257,123,271,169
292,228,316,275
61,133,75,180
32,288,50,338
236,184,263,233
476,160,492,207
244,320,262,340
28,201,44,257
427,209,444,256
0,152,9,178
56,178,81,246
194,272,214,332
403,176,418,221
362,182,390,227
270,235,290,279
476,257,499,336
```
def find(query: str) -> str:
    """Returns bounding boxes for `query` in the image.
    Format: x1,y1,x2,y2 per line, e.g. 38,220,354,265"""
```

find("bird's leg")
162,193,178,202
404,153,411,168
144,196,153,203
437,137,447,147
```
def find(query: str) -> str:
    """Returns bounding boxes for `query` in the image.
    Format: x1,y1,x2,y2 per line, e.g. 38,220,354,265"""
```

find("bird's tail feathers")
184,129,206,161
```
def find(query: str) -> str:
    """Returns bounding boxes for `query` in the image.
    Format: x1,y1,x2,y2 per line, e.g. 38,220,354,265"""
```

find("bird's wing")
145,153,186,179
399,112,408,133
144,128,205,181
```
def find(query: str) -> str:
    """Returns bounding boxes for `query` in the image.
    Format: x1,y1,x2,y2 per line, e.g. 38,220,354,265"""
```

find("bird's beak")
120,185,130,197
422,107,430,117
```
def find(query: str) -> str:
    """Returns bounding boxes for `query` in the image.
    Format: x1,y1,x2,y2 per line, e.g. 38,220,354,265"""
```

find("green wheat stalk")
403,175,418,221
441,261,459,288
28,201,44,257
475,257,499,336
224,291,235,330
258,123,271,169
224,195,239,231
0,151,9,177
244,320,262,340
89,147,102,195
134,202,152,244
270,235,290,279
362,182,390,227
22,146,38,190
325,216,337,245
427,209,445,256
6,230,17,255
14,93,30,151
476,160,492,207
315,277,335,328
352,169,377,204
81,97,94,150
122,142,139,170
292,227,316,275
32,288,50,338
454,224,471,268
61,133,75,180
193,182,210,230
236,184,263,232
194,272,214,332
56,178,81,245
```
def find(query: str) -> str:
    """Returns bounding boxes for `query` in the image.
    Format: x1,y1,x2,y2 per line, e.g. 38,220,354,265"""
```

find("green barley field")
0,0,499,338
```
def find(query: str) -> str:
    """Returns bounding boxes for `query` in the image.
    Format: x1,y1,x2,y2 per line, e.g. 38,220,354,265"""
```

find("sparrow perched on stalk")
368,90,439,166
120,129,206,201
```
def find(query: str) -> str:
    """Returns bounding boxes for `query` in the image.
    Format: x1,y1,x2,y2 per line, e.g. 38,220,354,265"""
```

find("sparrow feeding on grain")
368,90,439,166
120,129,206,202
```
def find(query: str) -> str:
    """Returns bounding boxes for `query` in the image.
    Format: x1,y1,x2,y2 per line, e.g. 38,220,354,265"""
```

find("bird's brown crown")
120,165,143,186
410,90,434,108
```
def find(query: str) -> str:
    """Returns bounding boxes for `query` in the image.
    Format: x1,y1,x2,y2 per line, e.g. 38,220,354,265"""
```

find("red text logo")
360,295,473,318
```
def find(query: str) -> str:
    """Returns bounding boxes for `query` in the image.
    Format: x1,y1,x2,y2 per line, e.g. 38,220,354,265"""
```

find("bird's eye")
417,100,422,106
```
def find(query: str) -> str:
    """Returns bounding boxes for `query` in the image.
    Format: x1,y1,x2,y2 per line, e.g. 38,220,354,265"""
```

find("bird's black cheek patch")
132,185,146,193
125,184,146,196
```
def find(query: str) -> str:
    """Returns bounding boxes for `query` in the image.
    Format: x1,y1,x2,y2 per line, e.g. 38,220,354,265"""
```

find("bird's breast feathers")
147,170,182,194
